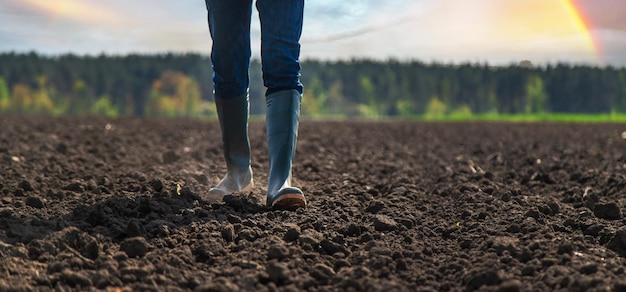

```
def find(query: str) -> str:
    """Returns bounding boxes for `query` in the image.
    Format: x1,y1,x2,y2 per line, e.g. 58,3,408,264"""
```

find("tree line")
1,52,625,118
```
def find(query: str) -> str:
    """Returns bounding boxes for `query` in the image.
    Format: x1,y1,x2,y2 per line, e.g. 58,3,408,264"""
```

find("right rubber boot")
207,95,254,199
265,89,306,210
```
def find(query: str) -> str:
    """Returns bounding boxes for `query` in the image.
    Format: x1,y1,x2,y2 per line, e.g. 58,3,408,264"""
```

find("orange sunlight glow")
21,0,123,26
472,0,600,62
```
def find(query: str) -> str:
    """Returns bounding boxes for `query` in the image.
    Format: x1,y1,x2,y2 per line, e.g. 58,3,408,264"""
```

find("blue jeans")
205,0,304,99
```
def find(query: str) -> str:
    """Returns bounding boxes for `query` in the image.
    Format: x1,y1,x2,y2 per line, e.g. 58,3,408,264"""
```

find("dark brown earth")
1,117,626,291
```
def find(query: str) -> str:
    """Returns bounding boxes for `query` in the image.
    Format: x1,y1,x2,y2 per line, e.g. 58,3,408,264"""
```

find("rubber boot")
265,89,306,210
207,95,254,198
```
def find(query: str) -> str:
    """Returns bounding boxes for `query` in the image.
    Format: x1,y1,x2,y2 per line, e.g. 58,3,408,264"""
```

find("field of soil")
1,117,626,291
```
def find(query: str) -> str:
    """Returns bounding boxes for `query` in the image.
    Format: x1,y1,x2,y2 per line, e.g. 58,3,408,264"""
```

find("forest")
1,52,625,118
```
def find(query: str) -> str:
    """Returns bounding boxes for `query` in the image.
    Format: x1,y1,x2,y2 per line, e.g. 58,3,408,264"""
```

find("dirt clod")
267,262,291,285
162,151,180,164
119,237,150,258
267,245,290,260
372,214,398,231
284,224,301,242
25,196,44,208
60,269,92,288
593,202,623,220
221,225,235,242
19,180,35,192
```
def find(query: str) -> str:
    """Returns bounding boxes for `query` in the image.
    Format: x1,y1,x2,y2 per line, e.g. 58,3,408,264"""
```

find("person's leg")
205,0,254,197
207,0,253,99
256,0,304,96
257,0,306,210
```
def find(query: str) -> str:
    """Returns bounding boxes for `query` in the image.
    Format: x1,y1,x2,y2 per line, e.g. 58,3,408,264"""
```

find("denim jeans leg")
256,0,305,96
206,0,253,99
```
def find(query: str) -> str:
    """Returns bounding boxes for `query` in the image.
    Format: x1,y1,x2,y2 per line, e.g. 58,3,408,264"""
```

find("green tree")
147,70,202,117
395,100,414,117
449,104,473,118
91,95,119,117
302,76,327,117
487,88,498,114
0,77,9,111
359,76,379,117
618,71,626,112
10,83,32,114
525,74,547,113
31,75,55,115
326,80,346,116
197,100,217,118
425,96,447,118
67,79,91,115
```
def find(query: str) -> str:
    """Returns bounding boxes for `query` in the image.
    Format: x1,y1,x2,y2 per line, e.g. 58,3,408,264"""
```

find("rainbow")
562,0,601,60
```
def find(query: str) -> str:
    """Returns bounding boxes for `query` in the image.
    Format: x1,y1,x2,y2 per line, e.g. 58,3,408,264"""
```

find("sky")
1,0,625,67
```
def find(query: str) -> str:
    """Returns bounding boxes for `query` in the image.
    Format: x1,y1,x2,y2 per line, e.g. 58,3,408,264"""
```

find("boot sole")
271,193,307,211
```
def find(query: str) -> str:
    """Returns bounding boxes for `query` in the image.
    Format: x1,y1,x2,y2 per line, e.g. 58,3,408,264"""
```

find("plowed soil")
1,117,626,291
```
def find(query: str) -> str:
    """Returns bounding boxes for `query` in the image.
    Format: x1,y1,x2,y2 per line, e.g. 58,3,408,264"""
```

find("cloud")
302,0,415,41
0,0,212,55
300,0,613,65
8,0,124,26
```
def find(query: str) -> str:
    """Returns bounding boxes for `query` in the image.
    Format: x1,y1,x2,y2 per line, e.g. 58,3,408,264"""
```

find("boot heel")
271,189,307,210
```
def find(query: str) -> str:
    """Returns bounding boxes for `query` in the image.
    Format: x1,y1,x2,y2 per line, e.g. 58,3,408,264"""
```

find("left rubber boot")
265,89,306,210
207,95,254,199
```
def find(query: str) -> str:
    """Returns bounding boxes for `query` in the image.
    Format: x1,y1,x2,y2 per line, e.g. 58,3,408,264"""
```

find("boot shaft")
215,95,251,171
